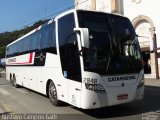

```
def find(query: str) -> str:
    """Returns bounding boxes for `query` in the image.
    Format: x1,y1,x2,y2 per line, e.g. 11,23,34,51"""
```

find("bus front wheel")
48,81,61,106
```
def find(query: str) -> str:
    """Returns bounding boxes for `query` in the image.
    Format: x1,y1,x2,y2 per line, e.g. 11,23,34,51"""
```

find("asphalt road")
0,77,160,120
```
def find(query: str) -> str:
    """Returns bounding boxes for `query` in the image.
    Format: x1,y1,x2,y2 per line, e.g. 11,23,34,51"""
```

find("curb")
145,79,160,87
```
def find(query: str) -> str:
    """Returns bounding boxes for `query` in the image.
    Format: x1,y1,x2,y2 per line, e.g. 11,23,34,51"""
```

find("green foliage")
0,20,49,58
0,46,6,58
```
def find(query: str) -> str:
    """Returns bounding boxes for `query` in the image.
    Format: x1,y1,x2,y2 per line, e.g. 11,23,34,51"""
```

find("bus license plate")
117,94,128,100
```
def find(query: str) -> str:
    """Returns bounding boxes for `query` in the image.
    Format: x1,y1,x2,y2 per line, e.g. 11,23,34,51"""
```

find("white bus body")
5,9,144,109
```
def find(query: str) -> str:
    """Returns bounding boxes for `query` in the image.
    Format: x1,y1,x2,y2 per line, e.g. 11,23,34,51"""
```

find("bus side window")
30,31,41,51
58,13,81,82
7,46,11,57
40,23,56,54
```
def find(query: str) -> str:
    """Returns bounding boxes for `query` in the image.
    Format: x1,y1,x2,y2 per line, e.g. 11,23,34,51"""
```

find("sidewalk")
145,78,160,87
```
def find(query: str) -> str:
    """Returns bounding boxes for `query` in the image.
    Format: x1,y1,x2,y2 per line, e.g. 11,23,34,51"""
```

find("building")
75,0,123,14
123,0,160,79
75,0,160,79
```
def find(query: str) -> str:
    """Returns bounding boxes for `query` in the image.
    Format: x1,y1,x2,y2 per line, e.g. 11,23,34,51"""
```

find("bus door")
58,13,82,107
65,37,82,107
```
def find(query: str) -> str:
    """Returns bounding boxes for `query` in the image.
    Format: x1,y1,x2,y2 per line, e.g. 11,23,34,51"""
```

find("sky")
0,0,74,33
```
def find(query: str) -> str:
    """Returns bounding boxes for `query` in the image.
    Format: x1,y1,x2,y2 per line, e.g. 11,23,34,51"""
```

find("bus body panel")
81,84,144,109
80,71,144,109
68,80,81,107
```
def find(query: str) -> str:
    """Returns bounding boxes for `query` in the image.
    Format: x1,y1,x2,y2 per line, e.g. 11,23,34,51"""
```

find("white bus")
5,9,144,109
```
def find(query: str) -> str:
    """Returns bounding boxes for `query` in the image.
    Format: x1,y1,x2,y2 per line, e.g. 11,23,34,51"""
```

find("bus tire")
10,74,14,86
48,81,61,106
13,74,19,88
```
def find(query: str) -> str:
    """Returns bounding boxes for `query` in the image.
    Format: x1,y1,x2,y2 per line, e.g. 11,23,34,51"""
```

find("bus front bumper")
80,84,144,109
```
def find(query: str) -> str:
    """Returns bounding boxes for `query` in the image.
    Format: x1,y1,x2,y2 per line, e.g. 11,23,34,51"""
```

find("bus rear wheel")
10,74,14,86
12,74,19,88
48,81,61,106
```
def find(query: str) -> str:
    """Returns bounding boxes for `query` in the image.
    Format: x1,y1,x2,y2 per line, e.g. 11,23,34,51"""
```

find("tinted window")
110,15,136,47
58,13,81,82
40,23,56,53
6,22,57,57
30,31,41,51
10,46,13,55
77,10,142,75
21,38,30,52
78,11,112,75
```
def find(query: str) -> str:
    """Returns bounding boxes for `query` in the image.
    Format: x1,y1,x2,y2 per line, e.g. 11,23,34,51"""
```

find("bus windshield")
77,11,142,75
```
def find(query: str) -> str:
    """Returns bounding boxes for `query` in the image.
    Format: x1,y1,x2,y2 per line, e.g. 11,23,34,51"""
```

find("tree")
0,19,49,58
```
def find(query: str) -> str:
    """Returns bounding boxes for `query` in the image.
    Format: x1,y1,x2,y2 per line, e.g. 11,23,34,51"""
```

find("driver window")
58,13,81,82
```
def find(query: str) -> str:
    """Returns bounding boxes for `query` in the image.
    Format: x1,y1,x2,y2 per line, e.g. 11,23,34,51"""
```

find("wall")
75,0,111,12
123,0,160,49
123,0,160,78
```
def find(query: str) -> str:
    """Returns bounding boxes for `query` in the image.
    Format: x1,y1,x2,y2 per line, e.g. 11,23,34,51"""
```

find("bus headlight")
85,83,105,92
139,79,144,85
138,79,144,89
138,75,144,88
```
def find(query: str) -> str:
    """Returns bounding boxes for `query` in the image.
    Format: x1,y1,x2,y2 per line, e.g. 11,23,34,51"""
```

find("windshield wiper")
105,34,112,73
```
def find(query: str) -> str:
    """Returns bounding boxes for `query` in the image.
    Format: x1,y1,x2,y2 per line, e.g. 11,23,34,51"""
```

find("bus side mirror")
125,28,132,40
74,28,89,49
125,28,130,37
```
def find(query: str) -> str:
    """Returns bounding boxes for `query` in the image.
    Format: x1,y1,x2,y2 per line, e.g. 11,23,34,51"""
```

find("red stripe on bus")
8,53,33,65
29,52,33,63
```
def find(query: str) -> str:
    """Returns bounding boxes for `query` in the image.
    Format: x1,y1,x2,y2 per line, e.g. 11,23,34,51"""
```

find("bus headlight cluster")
138,74,144,88
85,84,105,91
138,79,144,86
137,80,144,89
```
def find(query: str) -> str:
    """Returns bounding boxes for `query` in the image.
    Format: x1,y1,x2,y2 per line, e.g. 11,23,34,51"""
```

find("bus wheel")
13,74,19,88
10,74,14,86
48,81,61,106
